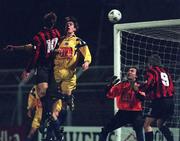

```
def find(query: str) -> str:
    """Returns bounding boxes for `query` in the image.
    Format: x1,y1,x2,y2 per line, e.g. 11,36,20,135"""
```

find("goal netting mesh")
114,19,180,141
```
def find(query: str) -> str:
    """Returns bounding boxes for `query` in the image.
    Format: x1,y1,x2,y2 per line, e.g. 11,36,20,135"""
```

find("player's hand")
27,110,32,118
100,76,120,103
27,108,35,118
105,76,120,92
138,91,145,97
82,61,90,71
130,81,139,92
21,70,30,81
135,91,146,101
107,76,120,87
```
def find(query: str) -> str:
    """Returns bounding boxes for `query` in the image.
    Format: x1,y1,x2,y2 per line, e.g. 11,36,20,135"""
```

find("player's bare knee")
144,124,153,132
38,89,47,97
144,121,150,131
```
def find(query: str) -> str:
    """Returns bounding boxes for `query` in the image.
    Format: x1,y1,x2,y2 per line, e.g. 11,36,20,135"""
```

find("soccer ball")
108,9,122,23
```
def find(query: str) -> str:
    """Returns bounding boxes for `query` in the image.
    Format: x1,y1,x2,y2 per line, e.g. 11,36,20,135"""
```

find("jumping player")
53,16,92,110
7,11,61,102
6,11,62,140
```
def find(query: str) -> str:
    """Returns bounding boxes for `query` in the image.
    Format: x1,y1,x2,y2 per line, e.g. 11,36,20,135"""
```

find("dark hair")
64,16,79,31
125,65,139,80
148,54,162,66
43,12,57,28
129,66,139,76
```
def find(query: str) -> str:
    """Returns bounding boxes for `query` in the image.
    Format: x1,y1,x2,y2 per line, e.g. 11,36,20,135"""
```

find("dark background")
0,0,180,68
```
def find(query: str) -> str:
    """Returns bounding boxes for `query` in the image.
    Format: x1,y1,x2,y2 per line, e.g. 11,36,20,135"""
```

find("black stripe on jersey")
153,67,163,98
44,31,49,41
49,29,53,39
52,30,59,49
146,69,156,85
54,29,59,38
76,37,87,49
37,33,44,52
147,69,157,95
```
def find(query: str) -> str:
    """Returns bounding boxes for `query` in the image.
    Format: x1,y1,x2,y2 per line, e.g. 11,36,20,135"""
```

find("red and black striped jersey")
107,81,143,111
26,28,61,72
143,66,174,99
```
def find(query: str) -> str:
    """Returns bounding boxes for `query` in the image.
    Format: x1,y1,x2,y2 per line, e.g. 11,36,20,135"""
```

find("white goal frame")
113,19,180,141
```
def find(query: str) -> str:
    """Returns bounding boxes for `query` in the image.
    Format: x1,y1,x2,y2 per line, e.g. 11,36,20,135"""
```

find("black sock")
159,126,174,141
40,96,47,117
52,119,64,140
145,131,153,141
58,109,67,125
134,128,144,141
25,137,32,141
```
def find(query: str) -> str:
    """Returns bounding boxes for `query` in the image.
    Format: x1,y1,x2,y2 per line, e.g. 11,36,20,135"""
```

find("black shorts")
35,66,53,84
105,110,144,132
147,97,174,120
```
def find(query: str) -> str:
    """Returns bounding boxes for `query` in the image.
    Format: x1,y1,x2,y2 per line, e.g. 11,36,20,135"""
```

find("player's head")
127,66,139,81
43,11,57,29
64,16,79,33
148,54,162,67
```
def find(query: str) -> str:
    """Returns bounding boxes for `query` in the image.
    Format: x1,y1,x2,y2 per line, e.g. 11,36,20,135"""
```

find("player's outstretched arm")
105,76,120,93
4,44,33,51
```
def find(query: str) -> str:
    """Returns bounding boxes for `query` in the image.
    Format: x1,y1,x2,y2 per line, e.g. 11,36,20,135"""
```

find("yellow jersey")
27,86,41,110
54,35,91,81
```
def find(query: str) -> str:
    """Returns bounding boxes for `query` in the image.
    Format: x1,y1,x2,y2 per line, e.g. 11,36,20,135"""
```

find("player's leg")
99,110,129,141
25,127,38,141
51,119,64,141
39,65,64,126
144,117,154,141
61,74,76,111
44,100,64,141
25,108,42,141
132,112,144,141
52,98,67,140
43,74,65,141
144,100,160,141
36,66,50,124
157,119,174,141
157,98,174,141
52,100,62,120
40,98,61,141
36,82,49,131
36,82,48,116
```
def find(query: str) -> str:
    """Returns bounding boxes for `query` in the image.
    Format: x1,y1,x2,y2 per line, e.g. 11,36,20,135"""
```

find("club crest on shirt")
58,47,73,58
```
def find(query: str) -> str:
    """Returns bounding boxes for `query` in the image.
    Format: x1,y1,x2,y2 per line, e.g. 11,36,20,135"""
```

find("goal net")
114,19,180,141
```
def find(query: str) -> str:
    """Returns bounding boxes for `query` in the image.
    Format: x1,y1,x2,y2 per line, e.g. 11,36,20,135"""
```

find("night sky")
0,0,180,69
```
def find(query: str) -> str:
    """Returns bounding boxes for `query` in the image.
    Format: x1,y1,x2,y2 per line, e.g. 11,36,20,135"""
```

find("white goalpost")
114,19,180,141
